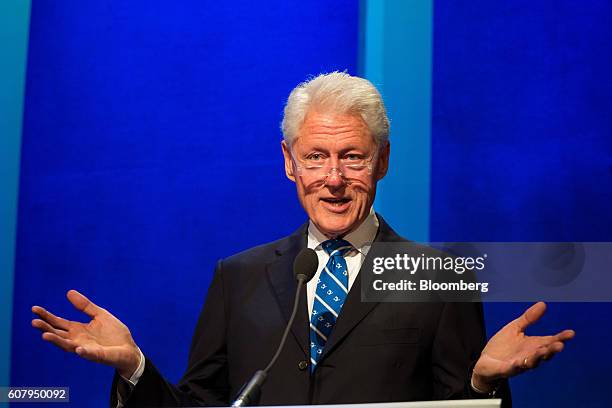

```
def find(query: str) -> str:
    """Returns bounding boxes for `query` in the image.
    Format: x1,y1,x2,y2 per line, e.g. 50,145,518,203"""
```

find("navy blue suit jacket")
111,216,510,406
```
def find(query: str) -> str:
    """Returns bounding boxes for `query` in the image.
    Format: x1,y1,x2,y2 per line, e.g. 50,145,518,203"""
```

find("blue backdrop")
431,1,612,406
11,1,358,406
9,0,612,407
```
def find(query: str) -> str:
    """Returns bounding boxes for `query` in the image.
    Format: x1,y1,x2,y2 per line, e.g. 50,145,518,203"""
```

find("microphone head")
293,248,318,283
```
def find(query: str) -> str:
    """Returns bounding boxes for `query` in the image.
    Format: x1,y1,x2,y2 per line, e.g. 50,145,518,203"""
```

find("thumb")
515,301,547,331
67,290,103,318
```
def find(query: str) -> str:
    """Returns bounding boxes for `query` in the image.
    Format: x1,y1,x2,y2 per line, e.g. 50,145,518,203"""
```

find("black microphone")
231,248,318,407
293,247,319,283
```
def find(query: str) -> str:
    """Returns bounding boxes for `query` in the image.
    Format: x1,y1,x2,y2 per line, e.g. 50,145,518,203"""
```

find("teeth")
324,199,348,206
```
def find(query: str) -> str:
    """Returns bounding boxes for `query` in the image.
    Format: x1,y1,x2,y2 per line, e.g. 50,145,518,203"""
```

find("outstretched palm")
472,302,575,390
32,290,140,377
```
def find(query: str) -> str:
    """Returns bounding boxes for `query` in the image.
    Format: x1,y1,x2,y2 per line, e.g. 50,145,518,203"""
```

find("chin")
316,218,355,238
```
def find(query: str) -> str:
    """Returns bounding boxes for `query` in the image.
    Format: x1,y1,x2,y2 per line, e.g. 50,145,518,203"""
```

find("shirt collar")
307,207,379,255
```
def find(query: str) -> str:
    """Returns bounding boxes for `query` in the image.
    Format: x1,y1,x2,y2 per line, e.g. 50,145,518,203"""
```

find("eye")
306,152,325,161
345,153,365,161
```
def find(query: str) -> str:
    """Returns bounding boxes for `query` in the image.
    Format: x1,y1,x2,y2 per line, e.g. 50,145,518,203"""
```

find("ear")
281,140,296,182
375,141,390,181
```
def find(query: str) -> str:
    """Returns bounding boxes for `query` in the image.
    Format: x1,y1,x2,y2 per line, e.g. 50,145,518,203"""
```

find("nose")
324,167,346,188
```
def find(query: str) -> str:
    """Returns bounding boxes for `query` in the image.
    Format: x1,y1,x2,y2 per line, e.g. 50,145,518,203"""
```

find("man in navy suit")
32,73,574,407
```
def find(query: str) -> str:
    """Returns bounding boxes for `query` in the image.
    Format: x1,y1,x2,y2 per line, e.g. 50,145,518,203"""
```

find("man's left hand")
472,302,575,393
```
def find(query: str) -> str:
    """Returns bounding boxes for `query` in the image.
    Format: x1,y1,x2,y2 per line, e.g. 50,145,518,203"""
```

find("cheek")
350,180,376,196
296,181,319,206
349,182,377,209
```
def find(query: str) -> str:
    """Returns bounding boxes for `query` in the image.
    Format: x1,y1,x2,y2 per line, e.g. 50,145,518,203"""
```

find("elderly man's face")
282,111,390,238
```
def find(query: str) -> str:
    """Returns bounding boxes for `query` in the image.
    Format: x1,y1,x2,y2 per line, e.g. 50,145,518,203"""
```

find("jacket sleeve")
431,302,512,407
109,260,230,407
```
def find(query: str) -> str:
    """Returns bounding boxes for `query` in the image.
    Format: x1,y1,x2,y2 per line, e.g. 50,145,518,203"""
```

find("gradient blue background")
5,0,612,406
430,2,612,405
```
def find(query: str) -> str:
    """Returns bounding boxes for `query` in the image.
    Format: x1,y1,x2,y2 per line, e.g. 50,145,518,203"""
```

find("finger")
515,302,547,331
529,330,574,350
510,357,528,376
541,347,561,362
528,347,552,369
74,346,100,361
67,290,102,318
547,341,565,354
530,334,556,348
554,329,575,342
515,353,541,373
75,344,105,364
32,319,69,338
526,342,565,369
41,332,77,353
31,306,71,331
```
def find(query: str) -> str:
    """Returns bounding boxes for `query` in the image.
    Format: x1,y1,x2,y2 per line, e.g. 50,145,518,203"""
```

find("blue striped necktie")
309,239,352,372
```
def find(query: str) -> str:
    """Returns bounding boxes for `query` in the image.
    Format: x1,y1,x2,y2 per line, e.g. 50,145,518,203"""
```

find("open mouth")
320,197,352,212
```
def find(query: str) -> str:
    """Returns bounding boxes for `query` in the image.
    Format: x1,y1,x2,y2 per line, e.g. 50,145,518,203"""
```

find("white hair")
281,72,390,146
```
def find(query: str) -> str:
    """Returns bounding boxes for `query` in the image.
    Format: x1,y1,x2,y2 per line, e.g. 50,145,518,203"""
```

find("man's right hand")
32,290,141,379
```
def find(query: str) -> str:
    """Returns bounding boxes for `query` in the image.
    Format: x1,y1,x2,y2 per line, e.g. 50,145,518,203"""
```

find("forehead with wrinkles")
292,111,375,151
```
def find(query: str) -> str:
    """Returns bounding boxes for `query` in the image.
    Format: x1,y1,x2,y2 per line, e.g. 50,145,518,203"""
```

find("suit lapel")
319,215,403,362
266,222,310,357
264,216,404,362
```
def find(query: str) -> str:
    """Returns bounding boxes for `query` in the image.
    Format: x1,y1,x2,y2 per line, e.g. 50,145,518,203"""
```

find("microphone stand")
231,276,306,407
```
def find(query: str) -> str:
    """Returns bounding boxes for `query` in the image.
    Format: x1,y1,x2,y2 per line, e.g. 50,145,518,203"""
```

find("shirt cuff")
470,373,492,394
470,374,500,397
120,347,145,386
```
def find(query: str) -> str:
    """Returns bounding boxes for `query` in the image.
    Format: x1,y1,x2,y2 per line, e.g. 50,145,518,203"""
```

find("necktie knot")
322,239,352,256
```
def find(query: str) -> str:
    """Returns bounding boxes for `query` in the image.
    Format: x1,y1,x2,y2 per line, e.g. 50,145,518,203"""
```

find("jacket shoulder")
218,222,307,271
221,236,290,266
